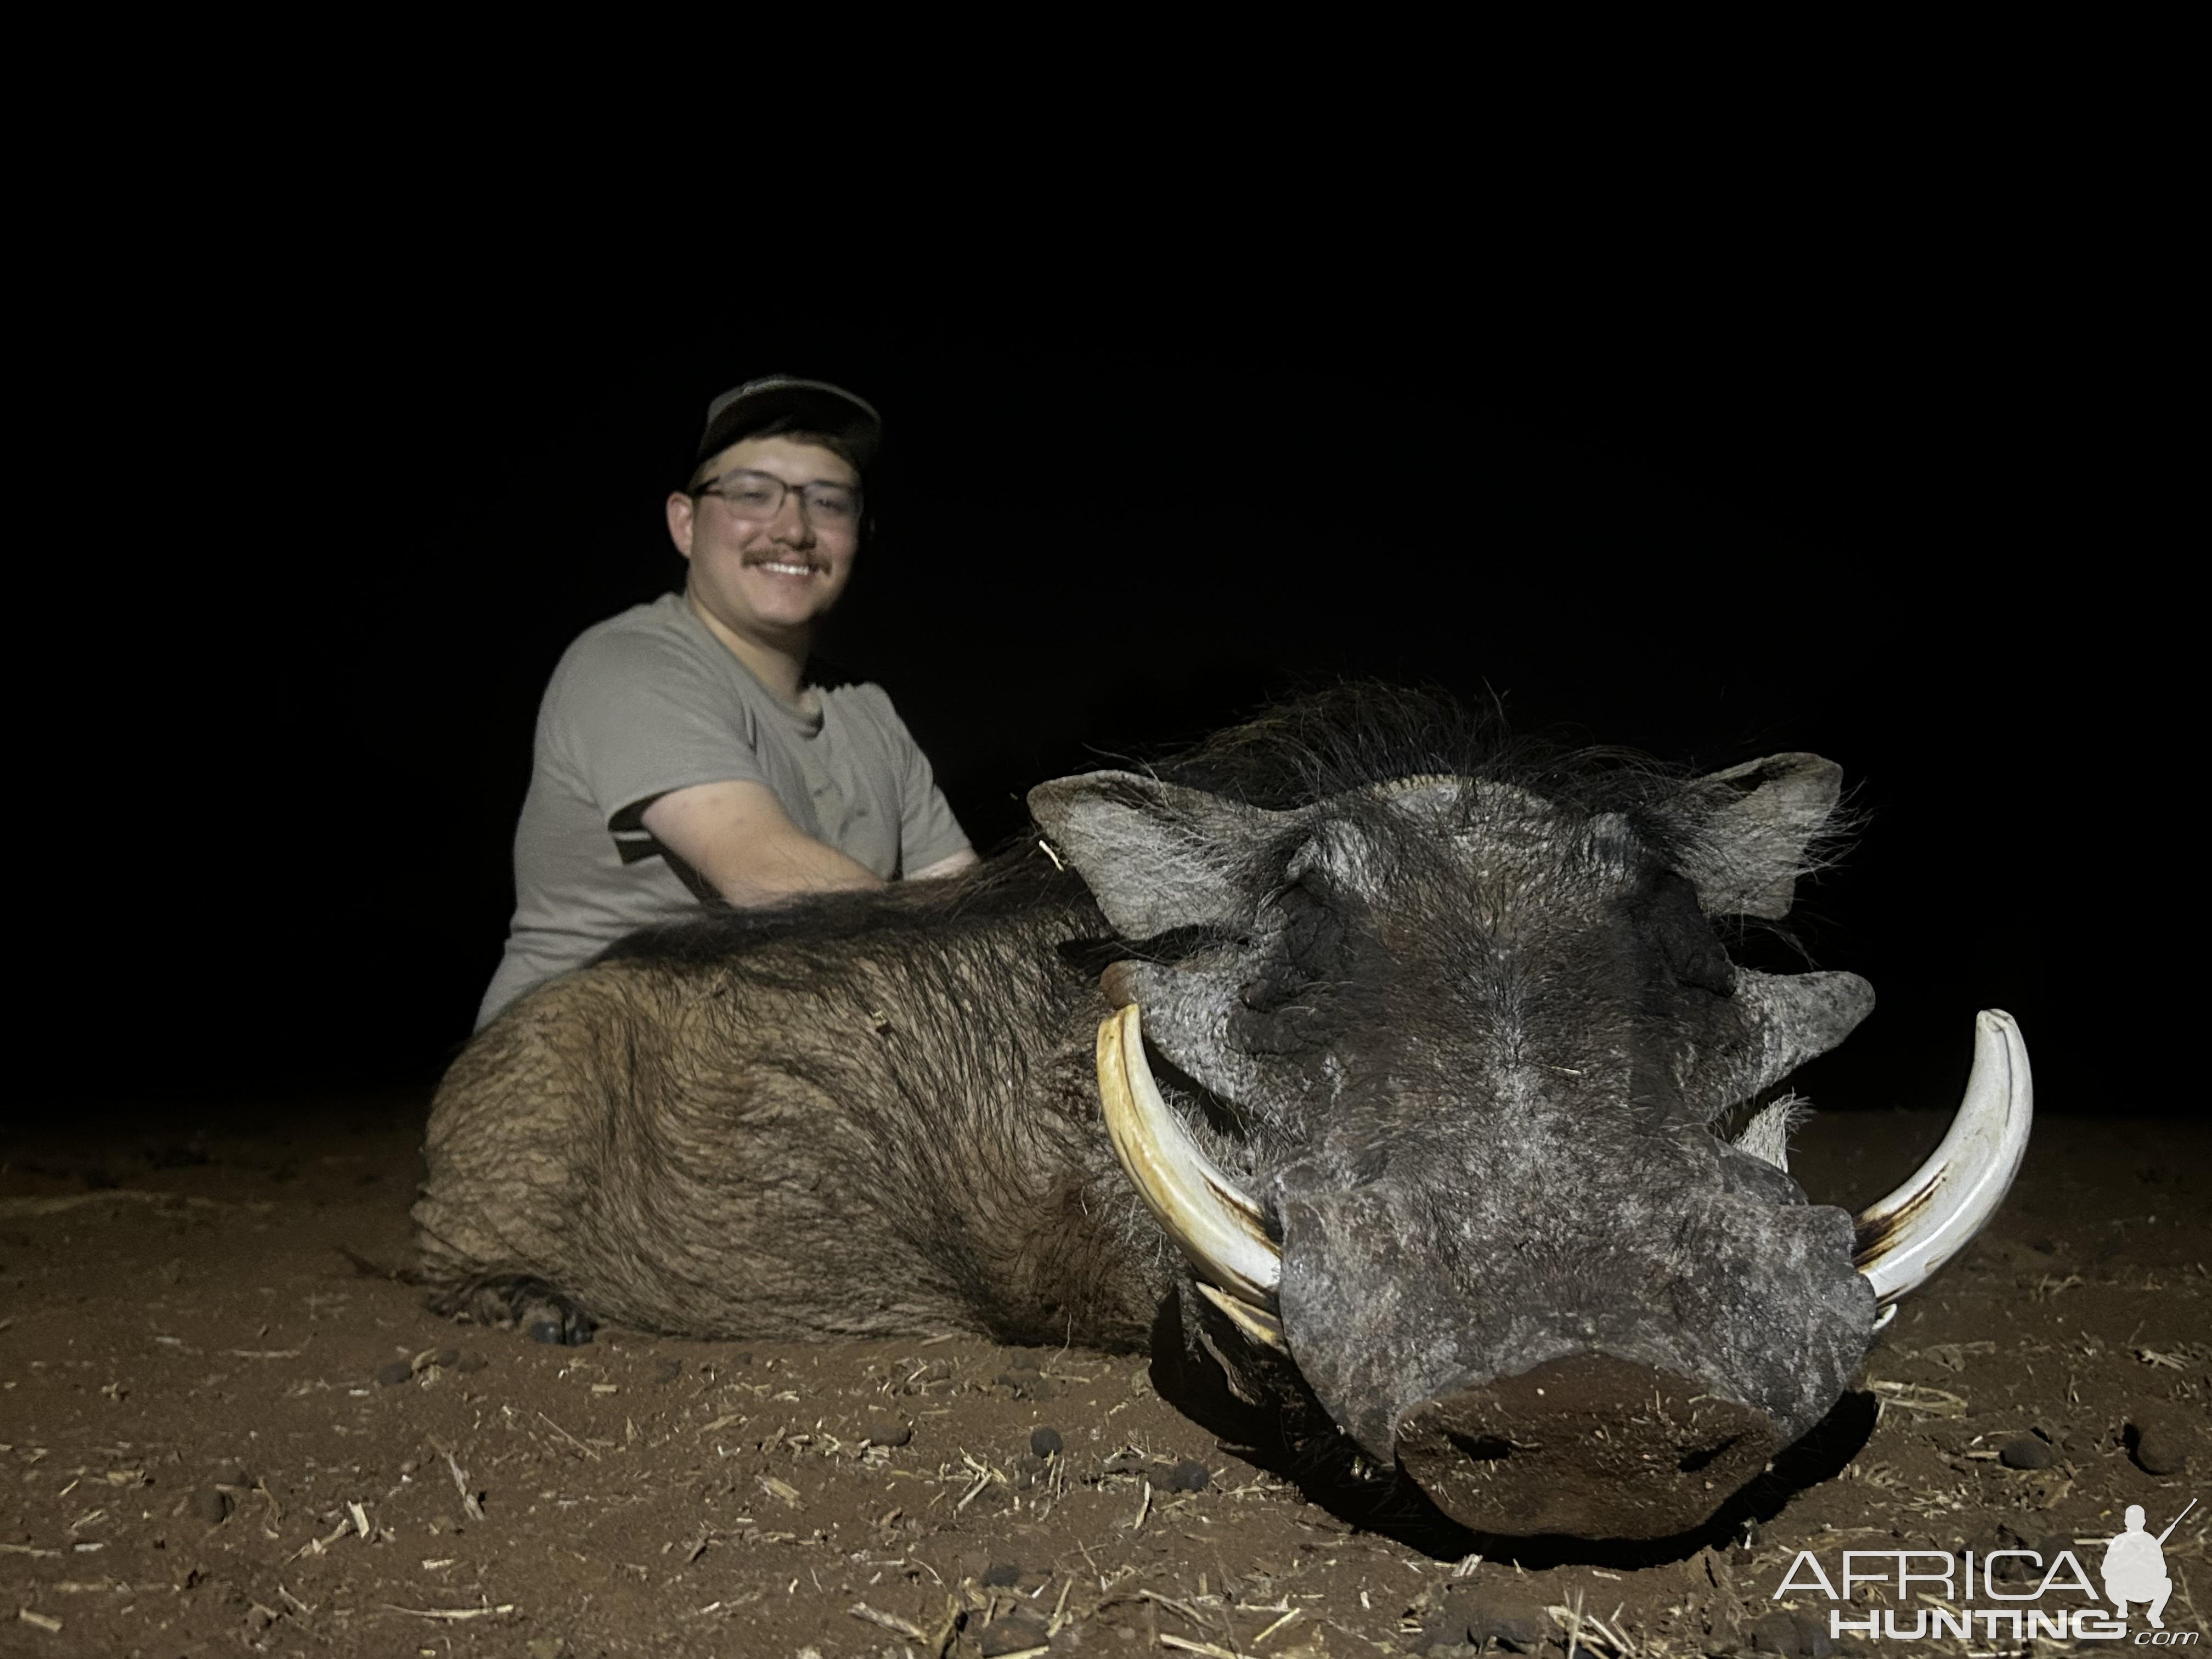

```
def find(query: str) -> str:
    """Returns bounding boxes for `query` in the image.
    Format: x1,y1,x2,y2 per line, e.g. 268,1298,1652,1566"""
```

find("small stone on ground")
1999,1433,2055,1470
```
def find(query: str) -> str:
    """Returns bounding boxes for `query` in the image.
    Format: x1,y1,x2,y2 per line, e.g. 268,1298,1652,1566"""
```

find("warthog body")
417,689,1938,1540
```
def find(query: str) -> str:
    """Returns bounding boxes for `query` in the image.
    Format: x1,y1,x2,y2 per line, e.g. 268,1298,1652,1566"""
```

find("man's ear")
665,491,698,560
1027,770,1281,938
1680,753,1846,919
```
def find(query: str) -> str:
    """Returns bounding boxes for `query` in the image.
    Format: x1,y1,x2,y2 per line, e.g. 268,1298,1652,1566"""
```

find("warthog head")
1030,699,2028,1540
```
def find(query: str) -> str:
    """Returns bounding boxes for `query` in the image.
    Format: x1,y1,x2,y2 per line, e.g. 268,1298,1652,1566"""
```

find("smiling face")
665,435,862,653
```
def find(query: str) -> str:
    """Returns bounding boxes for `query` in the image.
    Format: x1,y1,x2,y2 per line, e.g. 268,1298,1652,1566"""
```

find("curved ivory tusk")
1095,1004,1282,1311
1195,1280,1290,1352
1853,1010,2033,1308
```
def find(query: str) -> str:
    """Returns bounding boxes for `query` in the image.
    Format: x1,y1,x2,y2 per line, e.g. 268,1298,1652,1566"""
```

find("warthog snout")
1393,1355,1781,1538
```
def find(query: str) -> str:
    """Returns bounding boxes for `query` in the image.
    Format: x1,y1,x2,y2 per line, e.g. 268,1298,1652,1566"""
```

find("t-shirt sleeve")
544,627,768,826
868,689,972,873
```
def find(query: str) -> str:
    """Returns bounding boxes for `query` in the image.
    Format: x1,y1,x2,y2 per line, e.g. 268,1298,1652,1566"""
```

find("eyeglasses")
691,467,862,528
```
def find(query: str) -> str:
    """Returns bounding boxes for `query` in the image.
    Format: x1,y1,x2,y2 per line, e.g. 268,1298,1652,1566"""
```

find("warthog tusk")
1853,1009,2033,1310
1095,1005,1282,1313
1195,1281,1289,1352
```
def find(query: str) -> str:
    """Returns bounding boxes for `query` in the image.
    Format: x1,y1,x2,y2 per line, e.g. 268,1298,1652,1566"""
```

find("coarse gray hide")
1028,752,1877,1540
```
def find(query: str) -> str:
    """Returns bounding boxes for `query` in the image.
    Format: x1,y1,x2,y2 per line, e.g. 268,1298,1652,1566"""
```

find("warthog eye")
1280,882,1348,977
1240,883,1347,1015
1629,870,1736,998
1228,882,1357,1056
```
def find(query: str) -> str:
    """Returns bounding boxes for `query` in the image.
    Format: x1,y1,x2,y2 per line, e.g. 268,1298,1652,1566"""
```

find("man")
2101,1504,2175,1628
476,376,977,1030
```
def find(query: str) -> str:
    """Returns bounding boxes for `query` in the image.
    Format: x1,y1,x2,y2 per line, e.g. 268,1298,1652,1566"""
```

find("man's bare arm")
640,780,883,907
910,848,980,880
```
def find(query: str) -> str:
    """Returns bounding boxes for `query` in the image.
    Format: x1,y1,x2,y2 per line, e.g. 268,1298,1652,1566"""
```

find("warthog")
415,688,2029,1541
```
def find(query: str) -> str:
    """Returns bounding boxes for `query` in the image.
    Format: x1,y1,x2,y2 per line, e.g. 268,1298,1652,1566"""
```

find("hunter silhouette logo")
1772,1497,2200,1643
2105,1500,2193,1629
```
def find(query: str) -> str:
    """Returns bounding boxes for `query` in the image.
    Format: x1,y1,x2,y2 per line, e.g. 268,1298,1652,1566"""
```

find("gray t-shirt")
477,593,971,1028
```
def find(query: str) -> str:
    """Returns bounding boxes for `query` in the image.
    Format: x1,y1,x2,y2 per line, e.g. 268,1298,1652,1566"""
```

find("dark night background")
12,295,2157,1135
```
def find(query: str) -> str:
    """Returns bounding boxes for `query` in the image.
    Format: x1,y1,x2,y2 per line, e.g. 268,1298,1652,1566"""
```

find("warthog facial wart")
414,686,2030,1542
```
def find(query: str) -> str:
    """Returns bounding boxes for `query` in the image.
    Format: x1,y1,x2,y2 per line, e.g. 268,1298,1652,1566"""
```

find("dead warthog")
415,688,2029,1541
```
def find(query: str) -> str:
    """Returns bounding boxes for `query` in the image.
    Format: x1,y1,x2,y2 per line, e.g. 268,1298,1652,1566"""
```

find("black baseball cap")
692,375,883,475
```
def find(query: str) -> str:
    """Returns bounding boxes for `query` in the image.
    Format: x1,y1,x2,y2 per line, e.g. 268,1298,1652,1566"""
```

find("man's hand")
641,780,884,907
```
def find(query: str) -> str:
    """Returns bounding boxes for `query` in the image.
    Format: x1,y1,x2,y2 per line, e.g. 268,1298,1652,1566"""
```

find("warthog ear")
1028,771,1280,938
1681,753,1845,919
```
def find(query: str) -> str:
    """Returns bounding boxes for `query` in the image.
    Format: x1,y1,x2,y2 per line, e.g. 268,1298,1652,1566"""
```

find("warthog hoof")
430,1273,599,1347
528,1312,594,1346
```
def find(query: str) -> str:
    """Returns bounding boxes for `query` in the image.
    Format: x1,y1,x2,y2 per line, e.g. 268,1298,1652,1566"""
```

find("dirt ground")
2,1104,2203,1659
